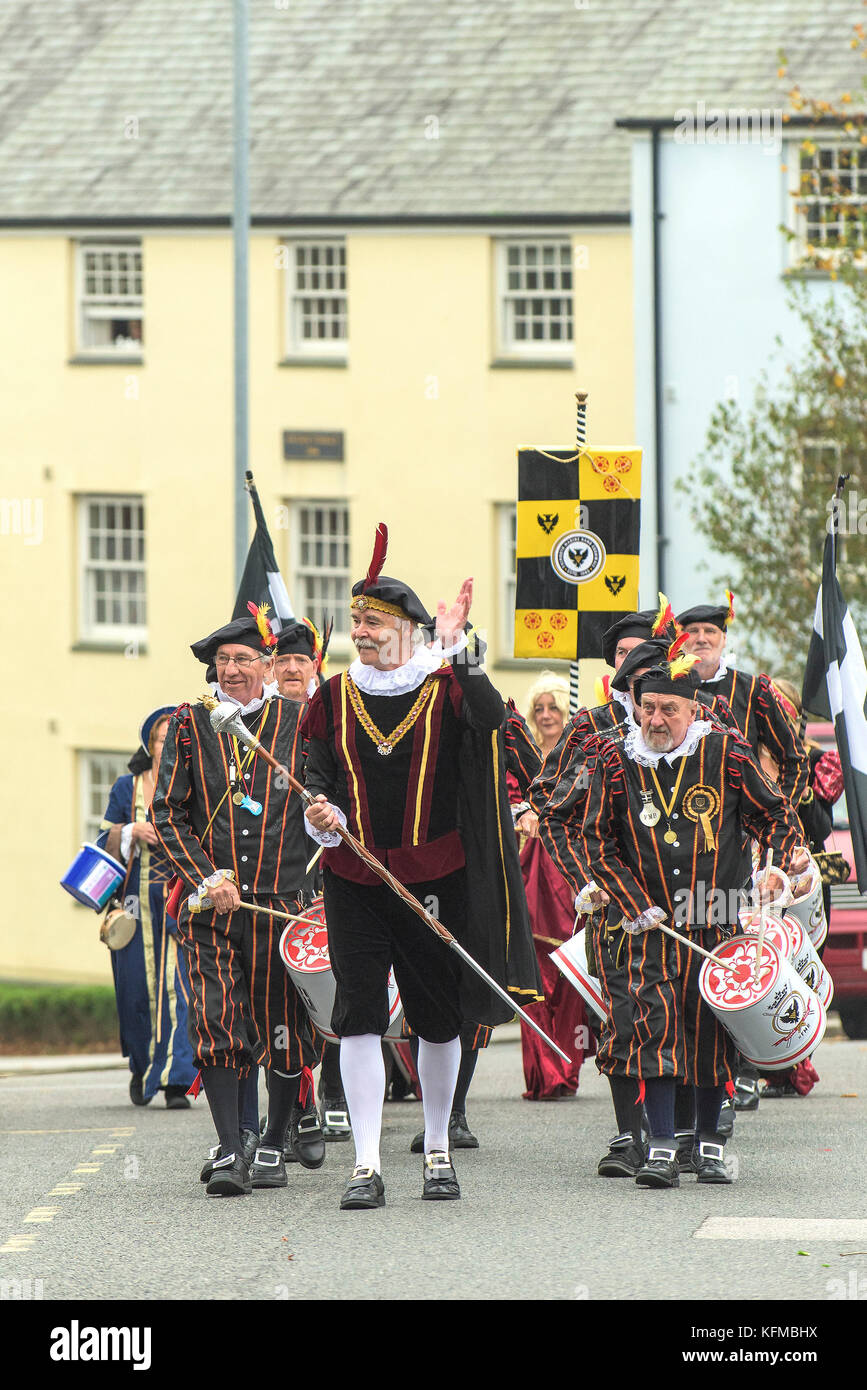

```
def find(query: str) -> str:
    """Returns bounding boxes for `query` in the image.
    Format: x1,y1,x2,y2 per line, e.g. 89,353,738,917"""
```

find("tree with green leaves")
682,35,867,680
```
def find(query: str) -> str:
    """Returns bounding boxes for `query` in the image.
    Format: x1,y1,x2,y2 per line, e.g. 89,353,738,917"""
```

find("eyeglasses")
214,653,263,669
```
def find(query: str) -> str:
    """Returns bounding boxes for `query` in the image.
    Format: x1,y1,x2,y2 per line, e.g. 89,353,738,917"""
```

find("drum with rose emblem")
785,858,828,950
698,934,826,1070
279,895,404,1042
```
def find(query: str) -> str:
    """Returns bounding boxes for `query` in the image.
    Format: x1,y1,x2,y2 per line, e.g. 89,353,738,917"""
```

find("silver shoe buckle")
647,1146,677,1162
698,1142,725,1161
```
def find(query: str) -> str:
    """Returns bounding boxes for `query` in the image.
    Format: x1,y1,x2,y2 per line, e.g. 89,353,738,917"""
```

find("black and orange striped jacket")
699,668,808,803
150,697,308,900
579,727,804,930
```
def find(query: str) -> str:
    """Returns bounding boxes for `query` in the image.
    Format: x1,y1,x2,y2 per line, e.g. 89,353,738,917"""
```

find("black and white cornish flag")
802,520,867,892
232,473,294,632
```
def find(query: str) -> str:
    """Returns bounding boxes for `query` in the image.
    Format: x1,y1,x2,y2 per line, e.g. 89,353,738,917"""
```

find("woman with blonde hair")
510,672,590,1100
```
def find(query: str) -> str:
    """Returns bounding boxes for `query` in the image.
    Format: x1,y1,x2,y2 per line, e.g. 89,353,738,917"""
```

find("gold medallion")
232,791,245,805
663,829,678,845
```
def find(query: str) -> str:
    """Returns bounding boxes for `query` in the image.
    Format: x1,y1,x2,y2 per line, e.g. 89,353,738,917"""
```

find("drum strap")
99,777,140,933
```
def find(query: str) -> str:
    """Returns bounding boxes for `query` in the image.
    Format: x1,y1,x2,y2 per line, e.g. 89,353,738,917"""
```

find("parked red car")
806,722,867,1039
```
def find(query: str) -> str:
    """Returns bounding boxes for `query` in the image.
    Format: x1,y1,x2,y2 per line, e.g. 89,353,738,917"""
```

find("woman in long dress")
512,673,590,1100
97,706,198,1108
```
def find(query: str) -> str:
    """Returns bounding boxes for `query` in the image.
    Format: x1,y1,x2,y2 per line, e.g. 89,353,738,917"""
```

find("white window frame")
78,494,147,645
786,135,867,269
75,240,144,356
496,238,574,357
288,501,352,655
80,750,131,847
799,438,847,564
283,240,348,357
498,502,518,658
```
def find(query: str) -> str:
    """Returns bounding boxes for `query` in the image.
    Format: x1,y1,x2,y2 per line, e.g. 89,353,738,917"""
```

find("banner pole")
570,392,588,714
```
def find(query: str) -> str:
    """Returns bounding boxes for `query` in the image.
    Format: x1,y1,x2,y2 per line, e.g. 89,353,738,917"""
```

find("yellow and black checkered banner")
514,446,642,660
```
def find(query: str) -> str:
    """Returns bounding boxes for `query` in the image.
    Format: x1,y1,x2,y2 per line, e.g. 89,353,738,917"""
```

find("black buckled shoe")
675,1130,697,1174
320,1099,352,1142
760,1079,798,1099
733,1076,760,1111
410,1129,425,1154
717,1097,735,1137
165,1084,191,1110
288,1106,326,1170
422,1151,461,1200
692,1138,732,1185
200,1128,259,1183
205,1152,251,1197
448,1110,479,1149
339,1166,385,1210
597,1132,645,1178
635,1143,680,1189
129,1073,150,1107
250,1145,288,1189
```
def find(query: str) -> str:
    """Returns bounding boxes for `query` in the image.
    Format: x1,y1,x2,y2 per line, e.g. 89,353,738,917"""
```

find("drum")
61,844,126,911
783,913,834,1009
738,908,833,1010
279,896,404,1042
699,934,826,1071
99,906,137,951
786,859,828,950
549,928,607,1022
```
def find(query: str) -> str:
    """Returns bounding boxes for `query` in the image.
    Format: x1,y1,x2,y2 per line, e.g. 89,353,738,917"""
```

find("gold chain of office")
344,672,435,756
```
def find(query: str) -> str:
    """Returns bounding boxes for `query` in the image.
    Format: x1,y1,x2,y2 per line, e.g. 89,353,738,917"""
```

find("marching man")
577,646,809,1188
302,527,540,1210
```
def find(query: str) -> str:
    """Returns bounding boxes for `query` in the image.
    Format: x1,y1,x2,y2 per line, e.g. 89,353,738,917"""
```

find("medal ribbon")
648,758,689,834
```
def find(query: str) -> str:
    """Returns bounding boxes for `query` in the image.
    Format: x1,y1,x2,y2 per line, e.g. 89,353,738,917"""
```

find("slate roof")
0,0,864,221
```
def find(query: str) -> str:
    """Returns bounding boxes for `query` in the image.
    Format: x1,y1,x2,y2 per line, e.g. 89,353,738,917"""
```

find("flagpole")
233,0,250,588
830,472,850,571
570,392,587,715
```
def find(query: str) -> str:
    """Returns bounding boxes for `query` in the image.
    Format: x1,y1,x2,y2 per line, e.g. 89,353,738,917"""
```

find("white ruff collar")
215,681,269,716
348,634,466,696
611,688,633,718
624,719,713,767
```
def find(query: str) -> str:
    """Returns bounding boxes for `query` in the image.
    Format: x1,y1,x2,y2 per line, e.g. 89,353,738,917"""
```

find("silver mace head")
205,698,255,745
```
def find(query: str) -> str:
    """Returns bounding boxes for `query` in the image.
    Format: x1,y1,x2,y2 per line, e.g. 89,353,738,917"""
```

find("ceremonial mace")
204,696,571,1063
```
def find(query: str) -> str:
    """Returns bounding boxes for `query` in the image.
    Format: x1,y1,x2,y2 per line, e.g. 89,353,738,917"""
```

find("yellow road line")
0,1235,37,1252
24,1208,60,1223
72,1164,101,1174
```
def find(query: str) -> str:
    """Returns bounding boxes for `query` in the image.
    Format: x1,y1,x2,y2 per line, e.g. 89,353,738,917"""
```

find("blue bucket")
61,843,126,911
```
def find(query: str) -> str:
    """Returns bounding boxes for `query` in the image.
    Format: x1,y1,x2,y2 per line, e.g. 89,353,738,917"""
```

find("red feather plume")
363,523,388,592
652,592,675,637
725,588,735,624
667,629,690,663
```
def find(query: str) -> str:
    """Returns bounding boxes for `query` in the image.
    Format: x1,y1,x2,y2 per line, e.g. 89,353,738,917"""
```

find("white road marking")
696,1218,867,1240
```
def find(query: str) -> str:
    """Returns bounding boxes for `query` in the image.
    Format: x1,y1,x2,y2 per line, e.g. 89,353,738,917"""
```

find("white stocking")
339,1034,385,1173
418,1035,461,1155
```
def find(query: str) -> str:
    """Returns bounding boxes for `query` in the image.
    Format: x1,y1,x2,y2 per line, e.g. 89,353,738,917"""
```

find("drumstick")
656,920,723,965
754,849,772,983
239,903,323,928
306,845,324,875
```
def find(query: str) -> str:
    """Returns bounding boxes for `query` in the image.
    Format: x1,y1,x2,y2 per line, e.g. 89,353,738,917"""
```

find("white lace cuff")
574,881,601,914
430,632,470,660
753,865,792,909
120,823,136,863
304,804,347,847
623,905,666,936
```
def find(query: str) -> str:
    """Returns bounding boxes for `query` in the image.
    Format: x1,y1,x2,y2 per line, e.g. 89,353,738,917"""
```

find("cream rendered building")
0,1,644,983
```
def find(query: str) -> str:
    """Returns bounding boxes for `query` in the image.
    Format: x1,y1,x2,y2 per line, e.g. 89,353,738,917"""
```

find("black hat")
274,620,318,658
351,523,432,626
676,591,734,632
191,607,276,666
601,609,659,668
610,639,669,693
633,660,701,703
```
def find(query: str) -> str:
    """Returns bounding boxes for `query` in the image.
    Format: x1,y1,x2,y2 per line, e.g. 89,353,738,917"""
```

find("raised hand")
435,577,473,647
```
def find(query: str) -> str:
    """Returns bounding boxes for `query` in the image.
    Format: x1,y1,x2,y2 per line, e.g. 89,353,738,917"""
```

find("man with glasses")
151,608,324,1197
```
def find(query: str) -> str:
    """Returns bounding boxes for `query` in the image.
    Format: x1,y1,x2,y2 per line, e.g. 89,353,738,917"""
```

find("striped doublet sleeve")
725,741,804,869
150,705,215,888
755,673,809,804
579,740,657,921
503,701,543,796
